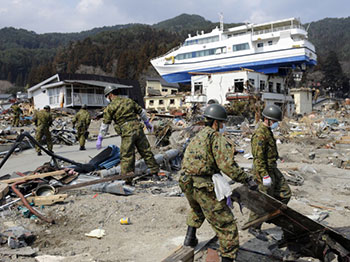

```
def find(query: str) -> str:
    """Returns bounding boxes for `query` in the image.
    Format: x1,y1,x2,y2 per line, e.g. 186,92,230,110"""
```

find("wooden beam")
162,245,194,262
26,194,68,206
0,183,9,200
0,170,66,184
242,209,282,230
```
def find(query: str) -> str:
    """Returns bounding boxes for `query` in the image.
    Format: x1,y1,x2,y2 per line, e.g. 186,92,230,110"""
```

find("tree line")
0,14,349,96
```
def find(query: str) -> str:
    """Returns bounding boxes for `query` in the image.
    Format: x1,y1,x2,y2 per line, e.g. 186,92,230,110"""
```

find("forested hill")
0,14,349,89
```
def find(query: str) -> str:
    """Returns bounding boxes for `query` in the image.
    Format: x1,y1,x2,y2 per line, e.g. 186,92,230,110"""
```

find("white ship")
151,17,317,83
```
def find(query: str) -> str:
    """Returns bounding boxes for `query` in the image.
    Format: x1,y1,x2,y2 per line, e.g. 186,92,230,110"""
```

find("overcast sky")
0,0,349,34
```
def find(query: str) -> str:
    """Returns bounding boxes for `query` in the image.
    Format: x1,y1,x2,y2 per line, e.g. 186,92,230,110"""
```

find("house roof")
146,77,179,88
28,73,145,108
0,94,13,100
147,88,162,96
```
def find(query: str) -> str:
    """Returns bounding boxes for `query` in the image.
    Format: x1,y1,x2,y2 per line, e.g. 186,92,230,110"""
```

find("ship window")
257,42,264,48
276,83,281,93
268,40,273,46
259,80,266,91
232,43,250,51
176,47,220,60
268,82,273,92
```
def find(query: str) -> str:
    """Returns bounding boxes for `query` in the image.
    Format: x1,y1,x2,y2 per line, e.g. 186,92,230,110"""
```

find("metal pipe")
11,181,54,224
0,193,33,210
0,132,83,170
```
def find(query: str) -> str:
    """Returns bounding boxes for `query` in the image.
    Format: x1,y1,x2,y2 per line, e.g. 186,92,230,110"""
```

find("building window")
159,100,164,105
48,88,60,105
149,100,154,106
259,80,265,91
194,82,203,94
276,83,281,93
171,90,177,95
170,99,175,105
234,79,244,92
162,88,168,93
232,43,250,52
268,40,273,46
268,82,273,92
249,79,255,86
257,42,264,48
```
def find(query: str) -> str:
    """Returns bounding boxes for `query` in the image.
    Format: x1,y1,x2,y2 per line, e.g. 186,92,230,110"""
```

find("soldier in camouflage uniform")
247,104,291,241
33,105,53,156
72,104,91,150
179,104,258,262
97,86,159,184
11,102,23,127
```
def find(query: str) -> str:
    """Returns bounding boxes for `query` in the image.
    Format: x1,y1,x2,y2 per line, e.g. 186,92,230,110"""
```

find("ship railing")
151,45,181,61
253,24,305,35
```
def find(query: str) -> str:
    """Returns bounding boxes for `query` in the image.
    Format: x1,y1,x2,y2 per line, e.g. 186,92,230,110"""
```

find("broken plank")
26,194,68,206
0,182,9,200
162,245,194,262
242,209,282,230
0,170,66,184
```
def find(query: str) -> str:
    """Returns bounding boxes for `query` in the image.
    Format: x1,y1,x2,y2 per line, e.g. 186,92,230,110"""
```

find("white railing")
253,24,305,35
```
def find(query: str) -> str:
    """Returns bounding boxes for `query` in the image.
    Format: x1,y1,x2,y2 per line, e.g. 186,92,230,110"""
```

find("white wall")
32,88,49,110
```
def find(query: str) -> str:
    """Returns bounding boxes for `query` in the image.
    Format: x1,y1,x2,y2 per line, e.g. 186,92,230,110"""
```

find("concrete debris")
0,98,350,261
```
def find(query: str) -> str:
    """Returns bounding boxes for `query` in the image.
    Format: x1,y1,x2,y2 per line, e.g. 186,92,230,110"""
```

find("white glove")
263,175,272,187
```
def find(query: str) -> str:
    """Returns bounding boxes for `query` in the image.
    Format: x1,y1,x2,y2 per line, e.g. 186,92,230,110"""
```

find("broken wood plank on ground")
0,170,66,184
0,182,9,200
162,245,194,262
26,194,68,206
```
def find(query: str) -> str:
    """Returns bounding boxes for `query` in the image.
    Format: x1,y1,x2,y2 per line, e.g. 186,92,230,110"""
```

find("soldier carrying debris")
11,102,23,127
247,104,292,241
72,104,91,151
96,85,160,184
33,105,53,156
179,104,258,262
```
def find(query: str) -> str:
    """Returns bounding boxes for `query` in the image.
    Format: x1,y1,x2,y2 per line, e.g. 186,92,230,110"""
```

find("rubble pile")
0,101,350,261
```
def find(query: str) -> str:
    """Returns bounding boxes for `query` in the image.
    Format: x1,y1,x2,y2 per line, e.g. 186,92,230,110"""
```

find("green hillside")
0,14,349,95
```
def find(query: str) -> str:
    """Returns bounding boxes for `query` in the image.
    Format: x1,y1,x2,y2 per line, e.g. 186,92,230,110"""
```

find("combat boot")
80,146,86,151
37,152,42,156
221,256,234,262
183,226,198,247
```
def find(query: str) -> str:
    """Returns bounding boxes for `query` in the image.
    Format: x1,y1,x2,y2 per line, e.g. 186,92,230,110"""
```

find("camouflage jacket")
103,97,143,135
33,110,53,128
11,105,22,116
72,109,91,128
251,122,279,179
182,126,248,184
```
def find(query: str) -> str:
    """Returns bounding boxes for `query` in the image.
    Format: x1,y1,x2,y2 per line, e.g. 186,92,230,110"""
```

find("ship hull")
152,47,316,83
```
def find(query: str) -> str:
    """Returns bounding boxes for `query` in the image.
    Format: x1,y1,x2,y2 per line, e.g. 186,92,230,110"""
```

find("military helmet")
203,104,227,121
262,104,282,121
104,85,118,97
81,104,87,109
44,105,50,110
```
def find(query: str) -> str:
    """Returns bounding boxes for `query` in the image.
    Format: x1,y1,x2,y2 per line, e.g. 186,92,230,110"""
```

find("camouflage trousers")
12,116,20,127
179,174,239,260
120,126,159,178
77,126,88,147
248,167,291,227
35,126,53,153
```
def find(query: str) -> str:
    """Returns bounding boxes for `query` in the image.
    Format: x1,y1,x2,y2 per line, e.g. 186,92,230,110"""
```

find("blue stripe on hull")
162,55,317,83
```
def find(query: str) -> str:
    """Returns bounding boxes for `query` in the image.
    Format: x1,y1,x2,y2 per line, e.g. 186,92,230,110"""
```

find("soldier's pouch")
192,176,214,192
179,174,193,194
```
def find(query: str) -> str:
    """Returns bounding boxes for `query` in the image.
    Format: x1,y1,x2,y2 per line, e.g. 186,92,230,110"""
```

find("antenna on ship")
219,12,224,31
